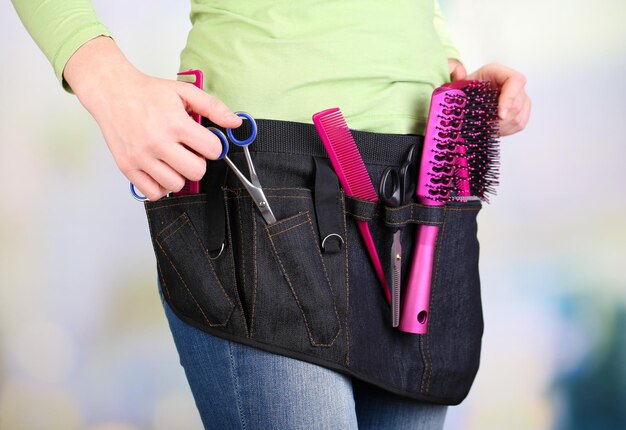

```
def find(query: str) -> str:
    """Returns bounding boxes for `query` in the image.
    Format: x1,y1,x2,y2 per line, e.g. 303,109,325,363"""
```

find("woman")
12,1,530,428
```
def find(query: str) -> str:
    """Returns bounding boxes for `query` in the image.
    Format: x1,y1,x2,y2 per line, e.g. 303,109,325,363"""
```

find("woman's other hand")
448,60,531,137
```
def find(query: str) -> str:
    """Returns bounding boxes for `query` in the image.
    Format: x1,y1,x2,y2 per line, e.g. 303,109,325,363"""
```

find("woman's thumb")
448,59,467,82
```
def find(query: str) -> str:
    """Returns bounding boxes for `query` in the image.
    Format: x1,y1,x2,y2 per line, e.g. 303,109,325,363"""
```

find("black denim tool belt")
144,119,484,405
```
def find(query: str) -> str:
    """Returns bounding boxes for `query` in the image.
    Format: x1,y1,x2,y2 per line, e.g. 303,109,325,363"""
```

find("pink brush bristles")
448,80,500,201
399,80,500,334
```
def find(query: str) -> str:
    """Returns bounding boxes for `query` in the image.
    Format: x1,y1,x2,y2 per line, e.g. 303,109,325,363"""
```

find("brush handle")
398,80,498,333
357,220,391,303
398,87,462,334
398,225,438,333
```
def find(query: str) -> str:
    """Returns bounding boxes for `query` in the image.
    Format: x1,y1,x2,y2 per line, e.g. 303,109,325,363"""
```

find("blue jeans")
162,296,447,430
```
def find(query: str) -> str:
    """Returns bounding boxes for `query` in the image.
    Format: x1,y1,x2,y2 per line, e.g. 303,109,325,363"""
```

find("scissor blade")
223,156,277,225
391,230,402,327
241,147,261,188
251,187,277,225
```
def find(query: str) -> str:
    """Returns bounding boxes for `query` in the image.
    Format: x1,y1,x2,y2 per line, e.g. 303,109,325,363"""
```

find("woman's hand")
64,36,242,201
448,60,531,137
447,58,467,82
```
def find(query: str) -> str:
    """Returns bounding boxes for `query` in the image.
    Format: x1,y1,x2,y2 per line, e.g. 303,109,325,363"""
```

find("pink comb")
172,69,204,196
313,108,391,303
399,80,499,334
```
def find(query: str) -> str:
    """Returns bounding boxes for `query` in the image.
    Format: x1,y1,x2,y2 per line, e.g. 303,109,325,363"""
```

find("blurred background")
1,0,624,429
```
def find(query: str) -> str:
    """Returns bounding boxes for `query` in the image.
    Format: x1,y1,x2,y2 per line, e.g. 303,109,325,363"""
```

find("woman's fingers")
127,170,167,202
467,63,530,137
152,138,208,181
142,159,187,195
175,115,225,160
496,73,527,120
448,59,467,82
128,156,197,201
500,93,531,136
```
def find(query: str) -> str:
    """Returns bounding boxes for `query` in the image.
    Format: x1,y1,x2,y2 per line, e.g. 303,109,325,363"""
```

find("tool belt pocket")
225,183,347,359
345,194,483,331
425,199,484,340
419,199,485,402
144,193,248,333
344,190,484,401
143,151,348,364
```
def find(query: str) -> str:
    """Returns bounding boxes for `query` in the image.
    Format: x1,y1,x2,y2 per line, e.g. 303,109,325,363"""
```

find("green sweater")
12,0,460,135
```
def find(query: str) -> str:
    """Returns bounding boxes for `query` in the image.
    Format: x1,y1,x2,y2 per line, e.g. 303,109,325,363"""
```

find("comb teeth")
313,108,378,202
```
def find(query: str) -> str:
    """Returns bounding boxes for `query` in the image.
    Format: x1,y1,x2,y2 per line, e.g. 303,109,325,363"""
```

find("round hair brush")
398,80,500,334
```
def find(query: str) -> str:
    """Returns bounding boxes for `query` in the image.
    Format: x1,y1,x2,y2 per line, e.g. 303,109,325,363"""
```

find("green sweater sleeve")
433,0,461,61
11,0,111,91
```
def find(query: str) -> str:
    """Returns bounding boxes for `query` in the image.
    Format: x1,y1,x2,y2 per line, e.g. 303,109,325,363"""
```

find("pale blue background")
1,1,624,429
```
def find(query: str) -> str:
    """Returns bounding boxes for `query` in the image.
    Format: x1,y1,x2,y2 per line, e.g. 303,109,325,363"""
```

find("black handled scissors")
378,143,418,327
208,112,277,225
